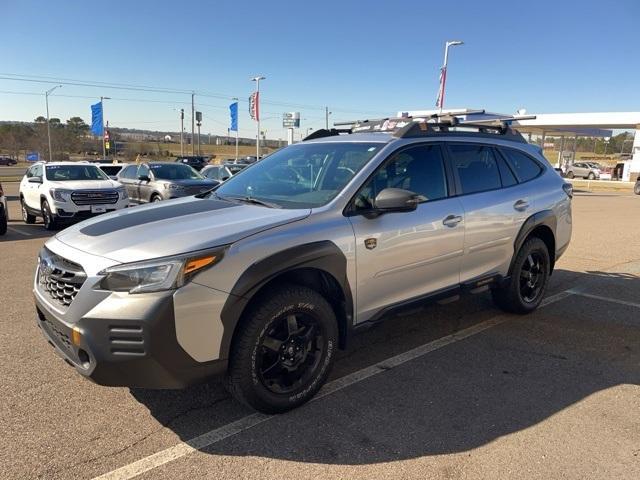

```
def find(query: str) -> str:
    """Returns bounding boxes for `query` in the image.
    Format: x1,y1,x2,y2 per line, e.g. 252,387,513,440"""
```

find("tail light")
562,183,573,199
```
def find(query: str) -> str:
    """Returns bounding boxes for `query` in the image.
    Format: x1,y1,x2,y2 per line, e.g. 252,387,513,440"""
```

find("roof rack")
309,110,536,144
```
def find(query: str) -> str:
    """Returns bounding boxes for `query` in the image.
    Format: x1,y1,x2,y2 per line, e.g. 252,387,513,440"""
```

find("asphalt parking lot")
1,183,639,480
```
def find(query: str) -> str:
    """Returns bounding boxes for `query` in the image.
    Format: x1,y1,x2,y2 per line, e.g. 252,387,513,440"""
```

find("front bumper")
35,291,227,389
51,199,129,221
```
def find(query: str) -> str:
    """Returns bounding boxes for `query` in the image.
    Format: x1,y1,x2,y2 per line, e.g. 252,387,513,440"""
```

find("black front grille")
71,190,119,205
37,308,73,354
38,248,86,307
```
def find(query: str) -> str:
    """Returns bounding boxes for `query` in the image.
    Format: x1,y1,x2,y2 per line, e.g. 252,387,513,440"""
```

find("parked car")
565,162,602,179
0,182,7,235
117,162,218,204
174,155,209,171
95,162,128,180
33,116,572,414
201,164,233,182
225,163,248,175
0,155,18,166
19,162,129,230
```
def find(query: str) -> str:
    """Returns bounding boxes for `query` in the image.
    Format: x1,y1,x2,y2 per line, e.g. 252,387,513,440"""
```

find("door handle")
442,214,462,227
513,200,529,211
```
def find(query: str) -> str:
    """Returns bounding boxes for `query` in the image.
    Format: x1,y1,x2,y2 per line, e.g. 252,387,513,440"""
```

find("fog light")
72,327,82,346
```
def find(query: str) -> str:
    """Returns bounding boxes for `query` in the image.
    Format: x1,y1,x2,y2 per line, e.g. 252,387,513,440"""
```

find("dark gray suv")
117,162,218,203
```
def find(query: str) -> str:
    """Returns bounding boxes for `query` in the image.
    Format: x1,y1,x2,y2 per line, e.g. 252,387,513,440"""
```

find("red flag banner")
249,91,260,121
435,66,447,109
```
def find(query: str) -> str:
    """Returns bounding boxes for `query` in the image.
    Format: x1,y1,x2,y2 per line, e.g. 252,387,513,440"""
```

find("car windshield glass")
215,142,383,208
45,165,108,181
149,163,203,180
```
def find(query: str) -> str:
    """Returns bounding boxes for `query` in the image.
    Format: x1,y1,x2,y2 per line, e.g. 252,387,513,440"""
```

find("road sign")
26,152,40,162
283,112,300,128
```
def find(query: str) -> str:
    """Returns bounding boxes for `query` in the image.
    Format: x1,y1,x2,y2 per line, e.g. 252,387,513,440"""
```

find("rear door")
348,143,465,322
136,164,153,203
447,142,530,282
118,165,139,203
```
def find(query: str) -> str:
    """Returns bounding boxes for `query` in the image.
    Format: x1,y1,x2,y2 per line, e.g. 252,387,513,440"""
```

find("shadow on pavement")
130,269,640,464
0,221,53,241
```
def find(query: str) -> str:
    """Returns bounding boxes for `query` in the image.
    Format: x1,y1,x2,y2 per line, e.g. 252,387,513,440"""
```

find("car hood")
54,196,310,263
47,179,122,189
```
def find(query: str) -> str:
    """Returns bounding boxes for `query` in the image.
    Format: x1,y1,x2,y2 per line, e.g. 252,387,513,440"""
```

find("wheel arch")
220,241,353,359
510,210,557,275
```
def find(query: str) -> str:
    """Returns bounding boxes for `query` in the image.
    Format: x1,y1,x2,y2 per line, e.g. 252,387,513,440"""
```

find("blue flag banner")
229,102,238,132
91,102,103,136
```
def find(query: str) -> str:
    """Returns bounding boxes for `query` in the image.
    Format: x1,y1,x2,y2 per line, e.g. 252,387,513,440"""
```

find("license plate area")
91,205,107,213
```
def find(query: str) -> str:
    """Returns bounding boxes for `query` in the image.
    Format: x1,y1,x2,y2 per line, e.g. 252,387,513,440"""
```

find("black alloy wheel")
256,311,324,395
519,252,546,303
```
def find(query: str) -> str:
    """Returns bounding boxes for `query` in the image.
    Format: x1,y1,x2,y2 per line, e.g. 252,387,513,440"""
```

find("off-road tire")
0,207,7,235
151,194,162,202
21,197,36,224
227,284,338,414
567,171,575,179
634,183,640,195
491,237,550,314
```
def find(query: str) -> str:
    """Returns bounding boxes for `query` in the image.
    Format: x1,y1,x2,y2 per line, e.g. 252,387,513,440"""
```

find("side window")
120,166,135,179
137,164,150,179
500,148,543,183
33,164,43,178
449,144,502,195
495,151,518,187
354,144,448,209
26,166,35,178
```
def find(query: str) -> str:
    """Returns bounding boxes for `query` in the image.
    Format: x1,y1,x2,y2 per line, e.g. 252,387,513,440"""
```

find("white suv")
19,162,128,230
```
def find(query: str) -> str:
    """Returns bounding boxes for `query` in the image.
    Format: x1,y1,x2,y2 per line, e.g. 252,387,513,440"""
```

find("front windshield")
150,163,203,180
45,165,108,181
215,142,383,208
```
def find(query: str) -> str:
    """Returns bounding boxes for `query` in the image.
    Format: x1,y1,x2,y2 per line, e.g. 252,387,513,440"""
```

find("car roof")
302,132,393,144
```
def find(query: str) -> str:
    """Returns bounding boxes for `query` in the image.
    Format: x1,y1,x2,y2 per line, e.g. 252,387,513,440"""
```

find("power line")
0,72,388,116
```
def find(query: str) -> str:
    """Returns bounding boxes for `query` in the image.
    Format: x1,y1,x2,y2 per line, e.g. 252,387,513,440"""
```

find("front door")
348,143,465,323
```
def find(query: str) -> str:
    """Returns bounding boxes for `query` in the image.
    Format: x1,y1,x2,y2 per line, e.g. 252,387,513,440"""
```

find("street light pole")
191,93,195,155
438,40,464,114
100,96,111,159
251,76,265,159
179,108,184,156
45,85,62,162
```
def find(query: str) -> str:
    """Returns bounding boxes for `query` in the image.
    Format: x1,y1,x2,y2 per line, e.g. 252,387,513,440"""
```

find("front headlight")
50,188,72,202
164,183,185,191
98,248,225,294
116,186,128,200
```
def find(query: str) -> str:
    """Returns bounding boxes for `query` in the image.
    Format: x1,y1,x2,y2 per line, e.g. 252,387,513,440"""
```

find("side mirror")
28,176,43,184
138,175,151,182
373,188,419,213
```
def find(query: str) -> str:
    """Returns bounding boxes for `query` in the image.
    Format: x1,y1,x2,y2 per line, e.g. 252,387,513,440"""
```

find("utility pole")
251,76,265,159
325,106,330,130
191,92,195,155
45,85,62,162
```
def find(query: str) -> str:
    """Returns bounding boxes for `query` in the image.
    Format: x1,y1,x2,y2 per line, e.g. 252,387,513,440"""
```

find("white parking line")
567,289,640,309
92,289,572,480
7,226,32,236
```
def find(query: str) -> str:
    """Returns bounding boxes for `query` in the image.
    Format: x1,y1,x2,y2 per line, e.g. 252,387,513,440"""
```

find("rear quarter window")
499,148,543,183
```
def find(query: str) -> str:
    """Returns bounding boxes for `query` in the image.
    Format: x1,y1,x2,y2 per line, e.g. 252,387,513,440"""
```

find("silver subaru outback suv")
34,113,572,413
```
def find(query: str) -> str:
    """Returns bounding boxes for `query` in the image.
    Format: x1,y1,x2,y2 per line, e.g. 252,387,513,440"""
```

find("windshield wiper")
224,195,280,208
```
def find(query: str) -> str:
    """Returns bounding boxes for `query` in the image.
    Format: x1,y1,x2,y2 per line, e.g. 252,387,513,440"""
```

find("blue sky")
1,0,638,139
